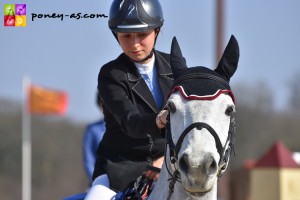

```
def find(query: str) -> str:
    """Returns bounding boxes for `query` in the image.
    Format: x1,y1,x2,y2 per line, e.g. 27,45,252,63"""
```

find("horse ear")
215,35,240,82
170,37,188,79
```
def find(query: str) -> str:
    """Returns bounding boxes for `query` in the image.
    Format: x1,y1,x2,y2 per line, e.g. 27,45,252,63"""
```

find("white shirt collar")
134,55,155,75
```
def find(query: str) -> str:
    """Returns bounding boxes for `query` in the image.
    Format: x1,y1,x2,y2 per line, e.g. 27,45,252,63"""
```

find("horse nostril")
179,153,218,176
179,154,189,174
206,157,218,175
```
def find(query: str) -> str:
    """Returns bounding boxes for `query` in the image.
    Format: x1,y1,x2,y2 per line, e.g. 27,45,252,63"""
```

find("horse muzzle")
178,152,218,193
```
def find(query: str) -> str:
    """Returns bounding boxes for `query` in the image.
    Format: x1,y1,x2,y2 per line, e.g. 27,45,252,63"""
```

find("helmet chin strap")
126,50,154,63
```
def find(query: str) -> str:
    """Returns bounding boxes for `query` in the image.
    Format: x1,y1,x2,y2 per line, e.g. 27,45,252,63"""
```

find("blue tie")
141,72,163,109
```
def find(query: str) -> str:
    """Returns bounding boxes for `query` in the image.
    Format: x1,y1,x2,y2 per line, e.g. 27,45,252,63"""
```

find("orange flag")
27,84,68,115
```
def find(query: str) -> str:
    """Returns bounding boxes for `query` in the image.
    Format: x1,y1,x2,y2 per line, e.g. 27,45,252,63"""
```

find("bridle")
163,74,236,200
164,112,236,200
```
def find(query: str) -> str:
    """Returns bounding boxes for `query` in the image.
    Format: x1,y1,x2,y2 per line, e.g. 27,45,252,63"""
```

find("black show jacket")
93,50,173,191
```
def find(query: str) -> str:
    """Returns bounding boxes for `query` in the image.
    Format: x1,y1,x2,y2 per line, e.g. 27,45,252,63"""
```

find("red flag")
27,84,68,115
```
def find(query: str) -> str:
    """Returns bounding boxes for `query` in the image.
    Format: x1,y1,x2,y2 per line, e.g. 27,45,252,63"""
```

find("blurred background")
1,0,300,199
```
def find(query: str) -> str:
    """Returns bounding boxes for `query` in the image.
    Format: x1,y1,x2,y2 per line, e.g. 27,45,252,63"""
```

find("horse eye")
167,102,176,113
225,106,235,116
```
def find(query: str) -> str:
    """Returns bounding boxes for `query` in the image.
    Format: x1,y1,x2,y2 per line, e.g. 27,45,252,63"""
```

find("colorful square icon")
15,15,26,26
4,15,15,26
4,4,15,16
4,4,26,27
16,4,26,15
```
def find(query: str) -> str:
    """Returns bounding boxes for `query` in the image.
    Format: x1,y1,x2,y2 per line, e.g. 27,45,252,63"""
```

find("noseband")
167,118,236,167
166,113,236,166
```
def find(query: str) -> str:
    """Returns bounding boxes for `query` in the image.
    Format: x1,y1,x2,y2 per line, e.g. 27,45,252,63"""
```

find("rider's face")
117,30,157,64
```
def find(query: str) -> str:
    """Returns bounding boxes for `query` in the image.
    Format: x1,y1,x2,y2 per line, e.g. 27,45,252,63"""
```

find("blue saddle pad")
62,192,87,200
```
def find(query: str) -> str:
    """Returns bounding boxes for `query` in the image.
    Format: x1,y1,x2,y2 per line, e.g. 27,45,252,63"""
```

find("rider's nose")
130,35,140,46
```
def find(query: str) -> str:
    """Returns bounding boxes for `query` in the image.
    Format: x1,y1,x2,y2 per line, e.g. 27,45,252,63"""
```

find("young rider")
85,0,171,199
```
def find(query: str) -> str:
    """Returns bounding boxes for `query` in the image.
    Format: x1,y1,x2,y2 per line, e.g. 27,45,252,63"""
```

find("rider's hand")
156,110,168,129
143,156,164,181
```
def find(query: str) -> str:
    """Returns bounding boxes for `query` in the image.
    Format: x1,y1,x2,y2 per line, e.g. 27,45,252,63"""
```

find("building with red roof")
250,141,300,200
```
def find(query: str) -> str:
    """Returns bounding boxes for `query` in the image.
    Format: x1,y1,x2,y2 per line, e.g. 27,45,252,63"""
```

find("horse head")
163,35,239,198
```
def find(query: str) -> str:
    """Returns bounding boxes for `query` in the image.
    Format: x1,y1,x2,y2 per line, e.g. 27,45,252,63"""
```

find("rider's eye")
225,106,235,116
167,101,176,113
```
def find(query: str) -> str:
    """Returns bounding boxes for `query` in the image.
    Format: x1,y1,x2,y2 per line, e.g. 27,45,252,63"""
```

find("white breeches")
84,174,116,200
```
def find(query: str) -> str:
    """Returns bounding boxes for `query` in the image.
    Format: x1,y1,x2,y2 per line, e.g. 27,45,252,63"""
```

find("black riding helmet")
108,0,164,63
108,0,164,33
